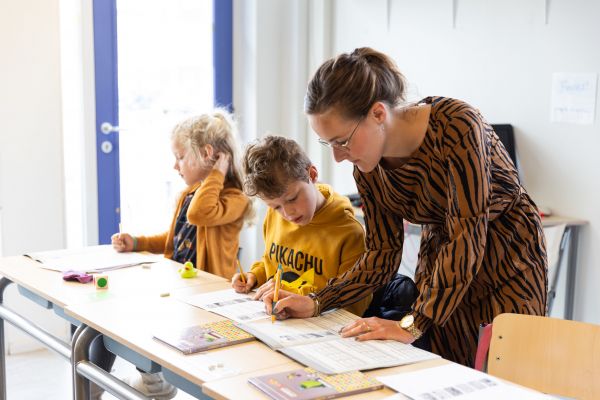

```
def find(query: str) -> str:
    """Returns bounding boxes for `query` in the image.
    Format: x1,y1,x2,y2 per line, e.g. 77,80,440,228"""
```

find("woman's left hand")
339,317,416,343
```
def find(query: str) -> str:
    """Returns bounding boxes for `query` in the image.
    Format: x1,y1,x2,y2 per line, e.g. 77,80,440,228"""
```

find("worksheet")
25,245,162,273
183,289,269,323
377,363,556,399
238,309,357,349
281,336,439,374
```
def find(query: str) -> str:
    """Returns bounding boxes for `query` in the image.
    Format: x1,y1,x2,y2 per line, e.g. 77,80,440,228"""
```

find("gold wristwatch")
399,314,423,340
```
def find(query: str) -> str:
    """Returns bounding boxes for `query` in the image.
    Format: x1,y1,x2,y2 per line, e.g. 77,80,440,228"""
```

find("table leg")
564,226,580,320
72,325,150,400
0,277,14,400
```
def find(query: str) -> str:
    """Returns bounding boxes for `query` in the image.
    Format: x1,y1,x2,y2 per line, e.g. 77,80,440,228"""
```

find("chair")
491,123,517,168
486,313,600,399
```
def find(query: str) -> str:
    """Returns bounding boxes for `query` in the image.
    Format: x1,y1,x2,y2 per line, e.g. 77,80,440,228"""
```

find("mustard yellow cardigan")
136,170,249,278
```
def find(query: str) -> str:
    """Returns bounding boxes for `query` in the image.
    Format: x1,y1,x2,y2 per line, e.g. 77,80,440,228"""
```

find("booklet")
237,309,440,374
25,245,162,273
249,367,383,400
182,288,269,323
153,320,254,354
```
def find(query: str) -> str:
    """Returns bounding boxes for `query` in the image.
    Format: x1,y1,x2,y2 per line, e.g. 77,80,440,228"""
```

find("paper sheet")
25,245,162,273
182,289,269,323
551,72,597,125
377,363,556,399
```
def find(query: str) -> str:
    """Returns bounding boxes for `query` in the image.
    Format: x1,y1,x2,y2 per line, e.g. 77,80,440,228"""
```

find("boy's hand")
212,152,231,176
231,272,256,293
111,233,134,252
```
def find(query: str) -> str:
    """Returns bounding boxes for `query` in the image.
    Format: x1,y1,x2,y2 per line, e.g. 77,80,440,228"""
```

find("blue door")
92,0,232,244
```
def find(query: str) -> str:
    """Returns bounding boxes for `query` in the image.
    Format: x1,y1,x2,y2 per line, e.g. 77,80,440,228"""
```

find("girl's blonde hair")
171,109,255,224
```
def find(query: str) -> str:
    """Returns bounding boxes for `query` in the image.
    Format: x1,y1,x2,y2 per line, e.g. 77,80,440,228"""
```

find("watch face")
401,314,414,328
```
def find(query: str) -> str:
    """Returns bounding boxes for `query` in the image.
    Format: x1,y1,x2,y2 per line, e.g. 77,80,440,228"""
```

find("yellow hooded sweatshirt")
250,184,369,315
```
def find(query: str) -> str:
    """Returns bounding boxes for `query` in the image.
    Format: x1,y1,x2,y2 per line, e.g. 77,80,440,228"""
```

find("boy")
232,135,369,315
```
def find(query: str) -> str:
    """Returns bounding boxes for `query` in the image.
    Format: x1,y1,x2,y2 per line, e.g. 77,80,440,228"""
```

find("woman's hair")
172,110,255,223
304,47,407,119
243,135,312,199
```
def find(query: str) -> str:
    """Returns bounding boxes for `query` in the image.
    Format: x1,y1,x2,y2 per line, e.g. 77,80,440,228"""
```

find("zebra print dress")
317,96,547,366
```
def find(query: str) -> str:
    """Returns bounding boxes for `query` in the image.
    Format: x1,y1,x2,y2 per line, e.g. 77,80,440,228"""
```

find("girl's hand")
339,317,416,343
231,272,257,293
111,233,134,252
261,289,315,320
212,152,231,176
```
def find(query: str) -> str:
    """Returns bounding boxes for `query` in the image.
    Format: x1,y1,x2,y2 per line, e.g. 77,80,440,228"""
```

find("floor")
6,349,198,400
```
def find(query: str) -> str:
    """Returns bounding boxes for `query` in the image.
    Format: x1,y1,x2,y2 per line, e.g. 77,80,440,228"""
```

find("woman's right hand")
231,272,257,293
261,289,316,320
111,233,134,252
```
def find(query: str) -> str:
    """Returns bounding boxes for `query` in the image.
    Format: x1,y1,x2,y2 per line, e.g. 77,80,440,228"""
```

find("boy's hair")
243,135,312,199
172,109,255,223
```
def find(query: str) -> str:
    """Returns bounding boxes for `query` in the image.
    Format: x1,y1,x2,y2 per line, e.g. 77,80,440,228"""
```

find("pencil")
272,265,282,323
237,259,246,283
118,222,123,239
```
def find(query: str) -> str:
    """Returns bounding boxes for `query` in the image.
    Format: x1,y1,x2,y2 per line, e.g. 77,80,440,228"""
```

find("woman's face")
308,109,385,173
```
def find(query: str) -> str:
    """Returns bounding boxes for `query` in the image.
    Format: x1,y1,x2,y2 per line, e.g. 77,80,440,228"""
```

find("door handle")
100,122,121,134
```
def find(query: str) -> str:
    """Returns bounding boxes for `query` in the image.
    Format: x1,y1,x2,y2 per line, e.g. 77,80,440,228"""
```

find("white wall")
0,0,70,353
60,0,99,248
234,0,599,324
326,0,600,323
233,0,333,265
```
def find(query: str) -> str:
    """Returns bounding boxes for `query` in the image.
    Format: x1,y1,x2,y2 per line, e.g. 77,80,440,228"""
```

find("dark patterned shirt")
172,192,197,264
315,97,547,366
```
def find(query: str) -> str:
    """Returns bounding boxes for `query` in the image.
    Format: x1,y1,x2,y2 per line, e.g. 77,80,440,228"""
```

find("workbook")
237,309,439,374
153,320,254,354
249,367,383,400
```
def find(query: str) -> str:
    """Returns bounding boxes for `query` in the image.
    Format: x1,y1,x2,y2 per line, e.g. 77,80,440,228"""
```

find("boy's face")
262,168,321,226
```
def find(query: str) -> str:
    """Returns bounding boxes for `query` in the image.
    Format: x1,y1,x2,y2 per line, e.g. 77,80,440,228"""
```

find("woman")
264,47,547,366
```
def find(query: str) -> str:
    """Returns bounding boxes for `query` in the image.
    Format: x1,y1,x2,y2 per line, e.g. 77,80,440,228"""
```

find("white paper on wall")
550,73,597,125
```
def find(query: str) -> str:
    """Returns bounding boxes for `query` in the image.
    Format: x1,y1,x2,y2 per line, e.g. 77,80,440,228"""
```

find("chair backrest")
488,313,600,400
491,123,517,167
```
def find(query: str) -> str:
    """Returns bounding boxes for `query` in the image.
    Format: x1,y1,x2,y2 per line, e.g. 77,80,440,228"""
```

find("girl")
105,110,252,399
112,109,252,278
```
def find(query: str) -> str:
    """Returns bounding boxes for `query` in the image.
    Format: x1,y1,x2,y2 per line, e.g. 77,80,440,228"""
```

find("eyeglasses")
318,117,363,149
